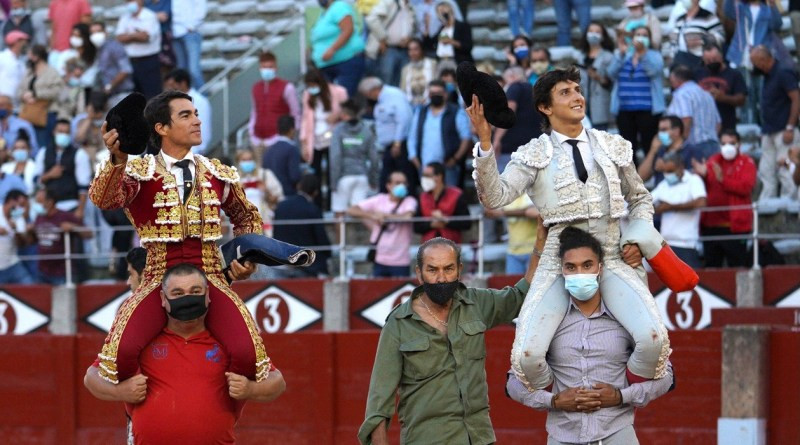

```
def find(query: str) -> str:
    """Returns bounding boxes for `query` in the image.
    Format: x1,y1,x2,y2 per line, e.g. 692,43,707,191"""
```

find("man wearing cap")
0,30,29,104
89,90,270,388
466,67,671,393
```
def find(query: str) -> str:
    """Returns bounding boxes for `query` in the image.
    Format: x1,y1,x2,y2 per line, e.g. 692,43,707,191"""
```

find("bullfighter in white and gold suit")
466,67,671,391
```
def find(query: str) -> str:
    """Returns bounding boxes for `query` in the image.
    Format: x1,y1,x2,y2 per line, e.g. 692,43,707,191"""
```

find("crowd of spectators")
0,0,799,283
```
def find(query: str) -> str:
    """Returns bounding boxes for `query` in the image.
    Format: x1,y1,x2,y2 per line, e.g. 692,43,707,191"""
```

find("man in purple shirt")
506,226,673,445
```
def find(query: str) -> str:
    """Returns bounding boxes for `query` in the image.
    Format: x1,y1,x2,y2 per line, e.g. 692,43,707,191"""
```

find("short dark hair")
558,226,603,263
660,115,684,134
4,189,27,204
55,118,72,129
416,237,461,269
670,64,694,82
126,247,147,275
340,99,360,117
164,68,191,88
162,262,206,289
298,174,319,196
30,44,48,62
277,115,295,136
532,67,581,133
88,90,108,112
439,68,456,79
426,162,445,178
91,20,106,30
530,45,551,61
144,90,193,147
43,187,59,203
720,128,740,142
428,79,446,90
662,151,685,168
259,51,276,63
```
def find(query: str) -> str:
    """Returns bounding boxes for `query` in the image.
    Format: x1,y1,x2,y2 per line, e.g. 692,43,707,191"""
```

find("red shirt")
700,153,757,233
34,209,83,278
48,0,92,51
130,328,241,445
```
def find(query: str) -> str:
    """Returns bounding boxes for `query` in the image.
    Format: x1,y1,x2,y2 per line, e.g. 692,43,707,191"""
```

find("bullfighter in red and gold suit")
90,90,269,384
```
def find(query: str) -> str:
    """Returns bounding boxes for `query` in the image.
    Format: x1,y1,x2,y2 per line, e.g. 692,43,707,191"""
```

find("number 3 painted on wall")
261,297,282,333
674,291,695,330
0,302,8,335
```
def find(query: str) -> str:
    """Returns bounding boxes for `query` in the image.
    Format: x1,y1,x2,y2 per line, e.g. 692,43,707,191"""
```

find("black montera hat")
105,92,149,155
456,62,516,129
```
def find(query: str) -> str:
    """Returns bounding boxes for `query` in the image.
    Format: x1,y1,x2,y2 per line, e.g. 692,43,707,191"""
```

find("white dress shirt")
478,127,596,177
116,7,162,58
171,0,208,38
551,128,596,175
0,48,26,104
161,151,230,203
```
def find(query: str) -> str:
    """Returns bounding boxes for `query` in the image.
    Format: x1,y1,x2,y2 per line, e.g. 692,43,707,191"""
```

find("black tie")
174,159,193,202
566,139,588,183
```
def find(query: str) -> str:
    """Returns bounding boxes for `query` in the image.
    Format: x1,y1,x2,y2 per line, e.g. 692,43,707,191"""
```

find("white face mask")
69,36,83,48
720,143,738,161
90,32,106,48
420,177,436,193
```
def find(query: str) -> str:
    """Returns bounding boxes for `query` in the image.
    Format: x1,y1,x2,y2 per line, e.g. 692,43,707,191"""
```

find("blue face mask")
10,207,25,219
564,273,600,301
664,172,680,186
125,1,139,14
657,131,672,146
0,109,8,119
307,86,321,95
260,68,276,81
239,160,256,174
12,149,28,162
54,133,71,148
31,202,45,217
513,47,529,61
445,82,456,93
391,184,408,199
68,77,80,87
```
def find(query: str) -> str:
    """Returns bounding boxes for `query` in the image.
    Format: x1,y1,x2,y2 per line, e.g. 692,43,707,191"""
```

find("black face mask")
423,280,460,306
442,12,450,22
366,98,378,107
167,294,208,321
752,67,765,77
347,118,359,125
706,62,722,74
429,95,445,107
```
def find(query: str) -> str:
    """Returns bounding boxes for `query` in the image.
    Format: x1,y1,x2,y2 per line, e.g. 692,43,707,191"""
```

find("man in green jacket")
358,228,544,445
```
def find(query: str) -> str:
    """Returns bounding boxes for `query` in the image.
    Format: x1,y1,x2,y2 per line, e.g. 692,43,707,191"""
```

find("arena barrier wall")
1,329,799,444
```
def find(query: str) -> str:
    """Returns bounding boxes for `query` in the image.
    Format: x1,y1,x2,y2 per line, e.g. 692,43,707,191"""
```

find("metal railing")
17,203,800,285
197,5,305,156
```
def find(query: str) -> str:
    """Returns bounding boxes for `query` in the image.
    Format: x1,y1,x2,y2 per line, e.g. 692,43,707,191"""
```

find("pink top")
49,0,92,51
357,193,417,266
300,83,348,162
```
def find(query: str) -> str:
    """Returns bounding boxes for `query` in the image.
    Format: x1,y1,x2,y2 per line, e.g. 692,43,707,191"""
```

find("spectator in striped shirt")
608,25,665,164
667,0,725,69
666,64,722,161
506,226,674,445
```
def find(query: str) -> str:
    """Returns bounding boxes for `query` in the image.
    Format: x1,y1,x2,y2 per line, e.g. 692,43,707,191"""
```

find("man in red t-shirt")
84,263,286,445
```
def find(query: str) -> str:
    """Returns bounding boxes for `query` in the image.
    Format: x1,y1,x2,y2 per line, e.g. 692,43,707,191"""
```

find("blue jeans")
174,31,204,89
379,47,409,87
507,0,534,37
505,253,531,275
320,54,366,98
373,262,409,277
445,165,460,187
0,262,34,284
554,0,591,46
